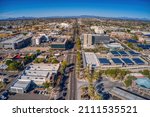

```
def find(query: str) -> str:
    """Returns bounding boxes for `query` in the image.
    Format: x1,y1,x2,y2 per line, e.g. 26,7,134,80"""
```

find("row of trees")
34,57,59,64
140,69,150,78
105,69,129,80
24,54,36,64
76,51,82,77
60,60,68,74
0,81,5,91
76,37,81,50
5,52,38,71
5,60,22,71
124,76,136,87
127,42,143,52
84,66,103,100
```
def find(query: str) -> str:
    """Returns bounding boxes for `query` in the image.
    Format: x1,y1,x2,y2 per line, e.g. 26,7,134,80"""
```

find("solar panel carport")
121,58,134,65
111,51,120,56
132,58,145,65
128,51,140,56
112,58,123,65
99,58,111,65
118,51,128,56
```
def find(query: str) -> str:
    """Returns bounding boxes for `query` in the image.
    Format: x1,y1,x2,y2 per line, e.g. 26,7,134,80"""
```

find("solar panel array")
99,58,111,65
100,57,145,65
118,51,128,56
111,50,140,56
128,51,140,56
138,44,150,49
132,58,145,65
127,39,138,43
121,58,134,65
111,51,120,56
112,58,123,65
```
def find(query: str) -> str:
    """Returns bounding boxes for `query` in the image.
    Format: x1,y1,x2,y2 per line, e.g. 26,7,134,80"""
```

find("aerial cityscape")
0,0,150,100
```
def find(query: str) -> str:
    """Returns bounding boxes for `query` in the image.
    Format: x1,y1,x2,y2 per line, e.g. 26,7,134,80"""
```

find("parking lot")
8,93,49,100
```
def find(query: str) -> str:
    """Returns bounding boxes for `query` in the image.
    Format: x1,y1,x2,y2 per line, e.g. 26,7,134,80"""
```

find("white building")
83,52,100,69
20,64,60,85
104,43,124,50
10,79,31,94
91,26,104,34
32,34,49,45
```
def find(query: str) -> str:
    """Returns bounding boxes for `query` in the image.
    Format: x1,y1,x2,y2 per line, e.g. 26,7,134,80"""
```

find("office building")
0,34,32,49
50,38,68,50
82,34,110,48
32,34,49,45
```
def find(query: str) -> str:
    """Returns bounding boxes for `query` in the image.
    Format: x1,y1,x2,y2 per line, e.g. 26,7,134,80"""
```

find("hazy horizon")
0,0,150,19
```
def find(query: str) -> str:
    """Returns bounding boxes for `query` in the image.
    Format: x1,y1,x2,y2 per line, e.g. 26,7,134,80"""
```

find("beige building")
83,34,92,46
82,34,110,48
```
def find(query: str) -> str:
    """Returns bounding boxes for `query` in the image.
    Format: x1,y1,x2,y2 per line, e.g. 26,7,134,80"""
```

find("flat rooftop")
11,79,31,89
51,38,67,44
26,63,60,72
1,34,31,43
24,70,50,77
135,78,150,89
110,87,148,100
84,52,100,67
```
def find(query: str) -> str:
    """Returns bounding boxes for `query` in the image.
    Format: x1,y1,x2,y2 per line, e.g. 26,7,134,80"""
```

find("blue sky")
0,0,150,19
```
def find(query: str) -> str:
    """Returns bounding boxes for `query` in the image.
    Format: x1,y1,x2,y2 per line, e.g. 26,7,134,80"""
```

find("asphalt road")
68,52,77,100
67,19,78,100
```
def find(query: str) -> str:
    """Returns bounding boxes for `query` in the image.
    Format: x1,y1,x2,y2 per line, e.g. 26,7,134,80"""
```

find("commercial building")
82,52,100,69
81,34,110,48
104,43,124,50
0,64,8,70
110,87,148,100
135,78,150,89
10,79,31,94
32,34,49,45
0,34,32,49
19,64,60,85
132,78,150,98
50,38,68,50
82,52,149,71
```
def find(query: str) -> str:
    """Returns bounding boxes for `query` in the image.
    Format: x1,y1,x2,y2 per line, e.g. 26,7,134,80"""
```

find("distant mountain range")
0,15,150,21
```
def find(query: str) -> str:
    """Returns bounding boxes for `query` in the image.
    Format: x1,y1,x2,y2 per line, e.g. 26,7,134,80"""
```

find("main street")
68,50,76,100
67,19,78,100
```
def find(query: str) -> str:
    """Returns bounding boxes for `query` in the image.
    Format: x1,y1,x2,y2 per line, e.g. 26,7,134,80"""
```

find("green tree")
76,37,81,50
124,76,136,87
94,93,102,100
36,49,41,54
93,70,100,80
60,60,68,73
51,58,59,64
8,62,18,70
43,82,50,89
88,84,95,98
5,60,13,66
140,69,150,78
127,42,134,49
34,58,39,63
132,34,139,40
